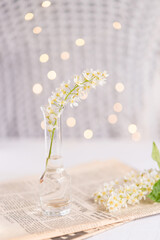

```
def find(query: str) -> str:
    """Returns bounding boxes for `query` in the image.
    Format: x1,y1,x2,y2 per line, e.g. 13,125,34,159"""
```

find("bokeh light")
132,132,141,141
39,54,49,63
41,120,45,130
115,82,125,93
33,26,42,34
41,1,51,8
128,124,137,134
75,38,85,46
113,21,122,30
61,51,70,60
113,103,123,112
108,114,118,124
47,71,56,80
80,92,88,100
32,83,43,94
24,13,34,21
84,129,93,139
66,117,76,127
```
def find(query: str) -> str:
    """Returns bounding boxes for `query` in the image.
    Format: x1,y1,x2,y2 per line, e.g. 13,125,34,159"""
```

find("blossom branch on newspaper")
94,142,160,212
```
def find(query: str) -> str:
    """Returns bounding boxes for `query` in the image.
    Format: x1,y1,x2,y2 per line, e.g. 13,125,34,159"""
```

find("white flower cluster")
43,69,108,132
94,169,160,212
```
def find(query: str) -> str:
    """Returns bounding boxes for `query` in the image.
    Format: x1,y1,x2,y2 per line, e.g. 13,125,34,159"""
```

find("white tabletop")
0,138,159,240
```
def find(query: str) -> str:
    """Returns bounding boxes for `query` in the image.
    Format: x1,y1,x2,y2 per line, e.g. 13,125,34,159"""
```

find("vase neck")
41,106,62,159
47,156,63,169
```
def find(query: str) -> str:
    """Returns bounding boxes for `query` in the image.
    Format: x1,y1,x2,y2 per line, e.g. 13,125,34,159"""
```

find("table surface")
0,138,160,240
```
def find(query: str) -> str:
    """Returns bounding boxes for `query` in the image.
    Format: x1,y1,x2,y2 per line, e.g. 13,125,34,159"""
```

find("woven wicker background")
0,0,160,139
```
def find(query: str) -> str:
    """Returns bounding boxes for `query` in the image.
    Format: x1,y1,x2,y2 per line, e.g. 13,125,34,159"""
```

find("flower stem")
64,84,78,101
46,120,57,166
43,81,86,176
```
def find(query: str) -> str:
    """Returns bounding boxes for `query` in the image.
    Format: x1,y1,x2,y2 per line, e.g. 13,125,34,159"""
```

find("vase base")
41,204,70,217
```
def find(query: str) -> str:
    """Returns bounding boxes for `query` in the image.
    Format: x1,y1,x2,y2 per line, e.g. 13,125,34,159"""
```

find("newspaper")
44,222,125,240
1,159,160,240
44,222,124,240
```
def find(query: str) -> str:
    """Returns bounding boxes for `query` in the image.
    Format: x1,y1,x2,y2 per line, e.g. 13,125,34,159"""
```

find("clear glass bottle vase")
40,107,71,216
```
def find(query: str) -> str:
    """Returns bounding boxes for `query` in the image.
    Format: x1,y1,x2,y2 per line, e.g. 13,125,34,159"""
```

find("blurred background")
1,0,160,141
1,3,160,240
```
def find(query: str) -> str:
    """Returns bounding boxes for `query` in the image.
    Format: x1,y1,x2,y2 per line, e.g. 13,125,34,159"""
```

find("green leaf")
152,142,160,169
147,179,160,202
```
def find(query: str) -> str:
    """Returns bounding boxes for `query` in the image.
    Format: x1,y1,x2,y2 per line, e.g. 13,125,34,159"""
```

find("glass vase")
40,107,71,216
